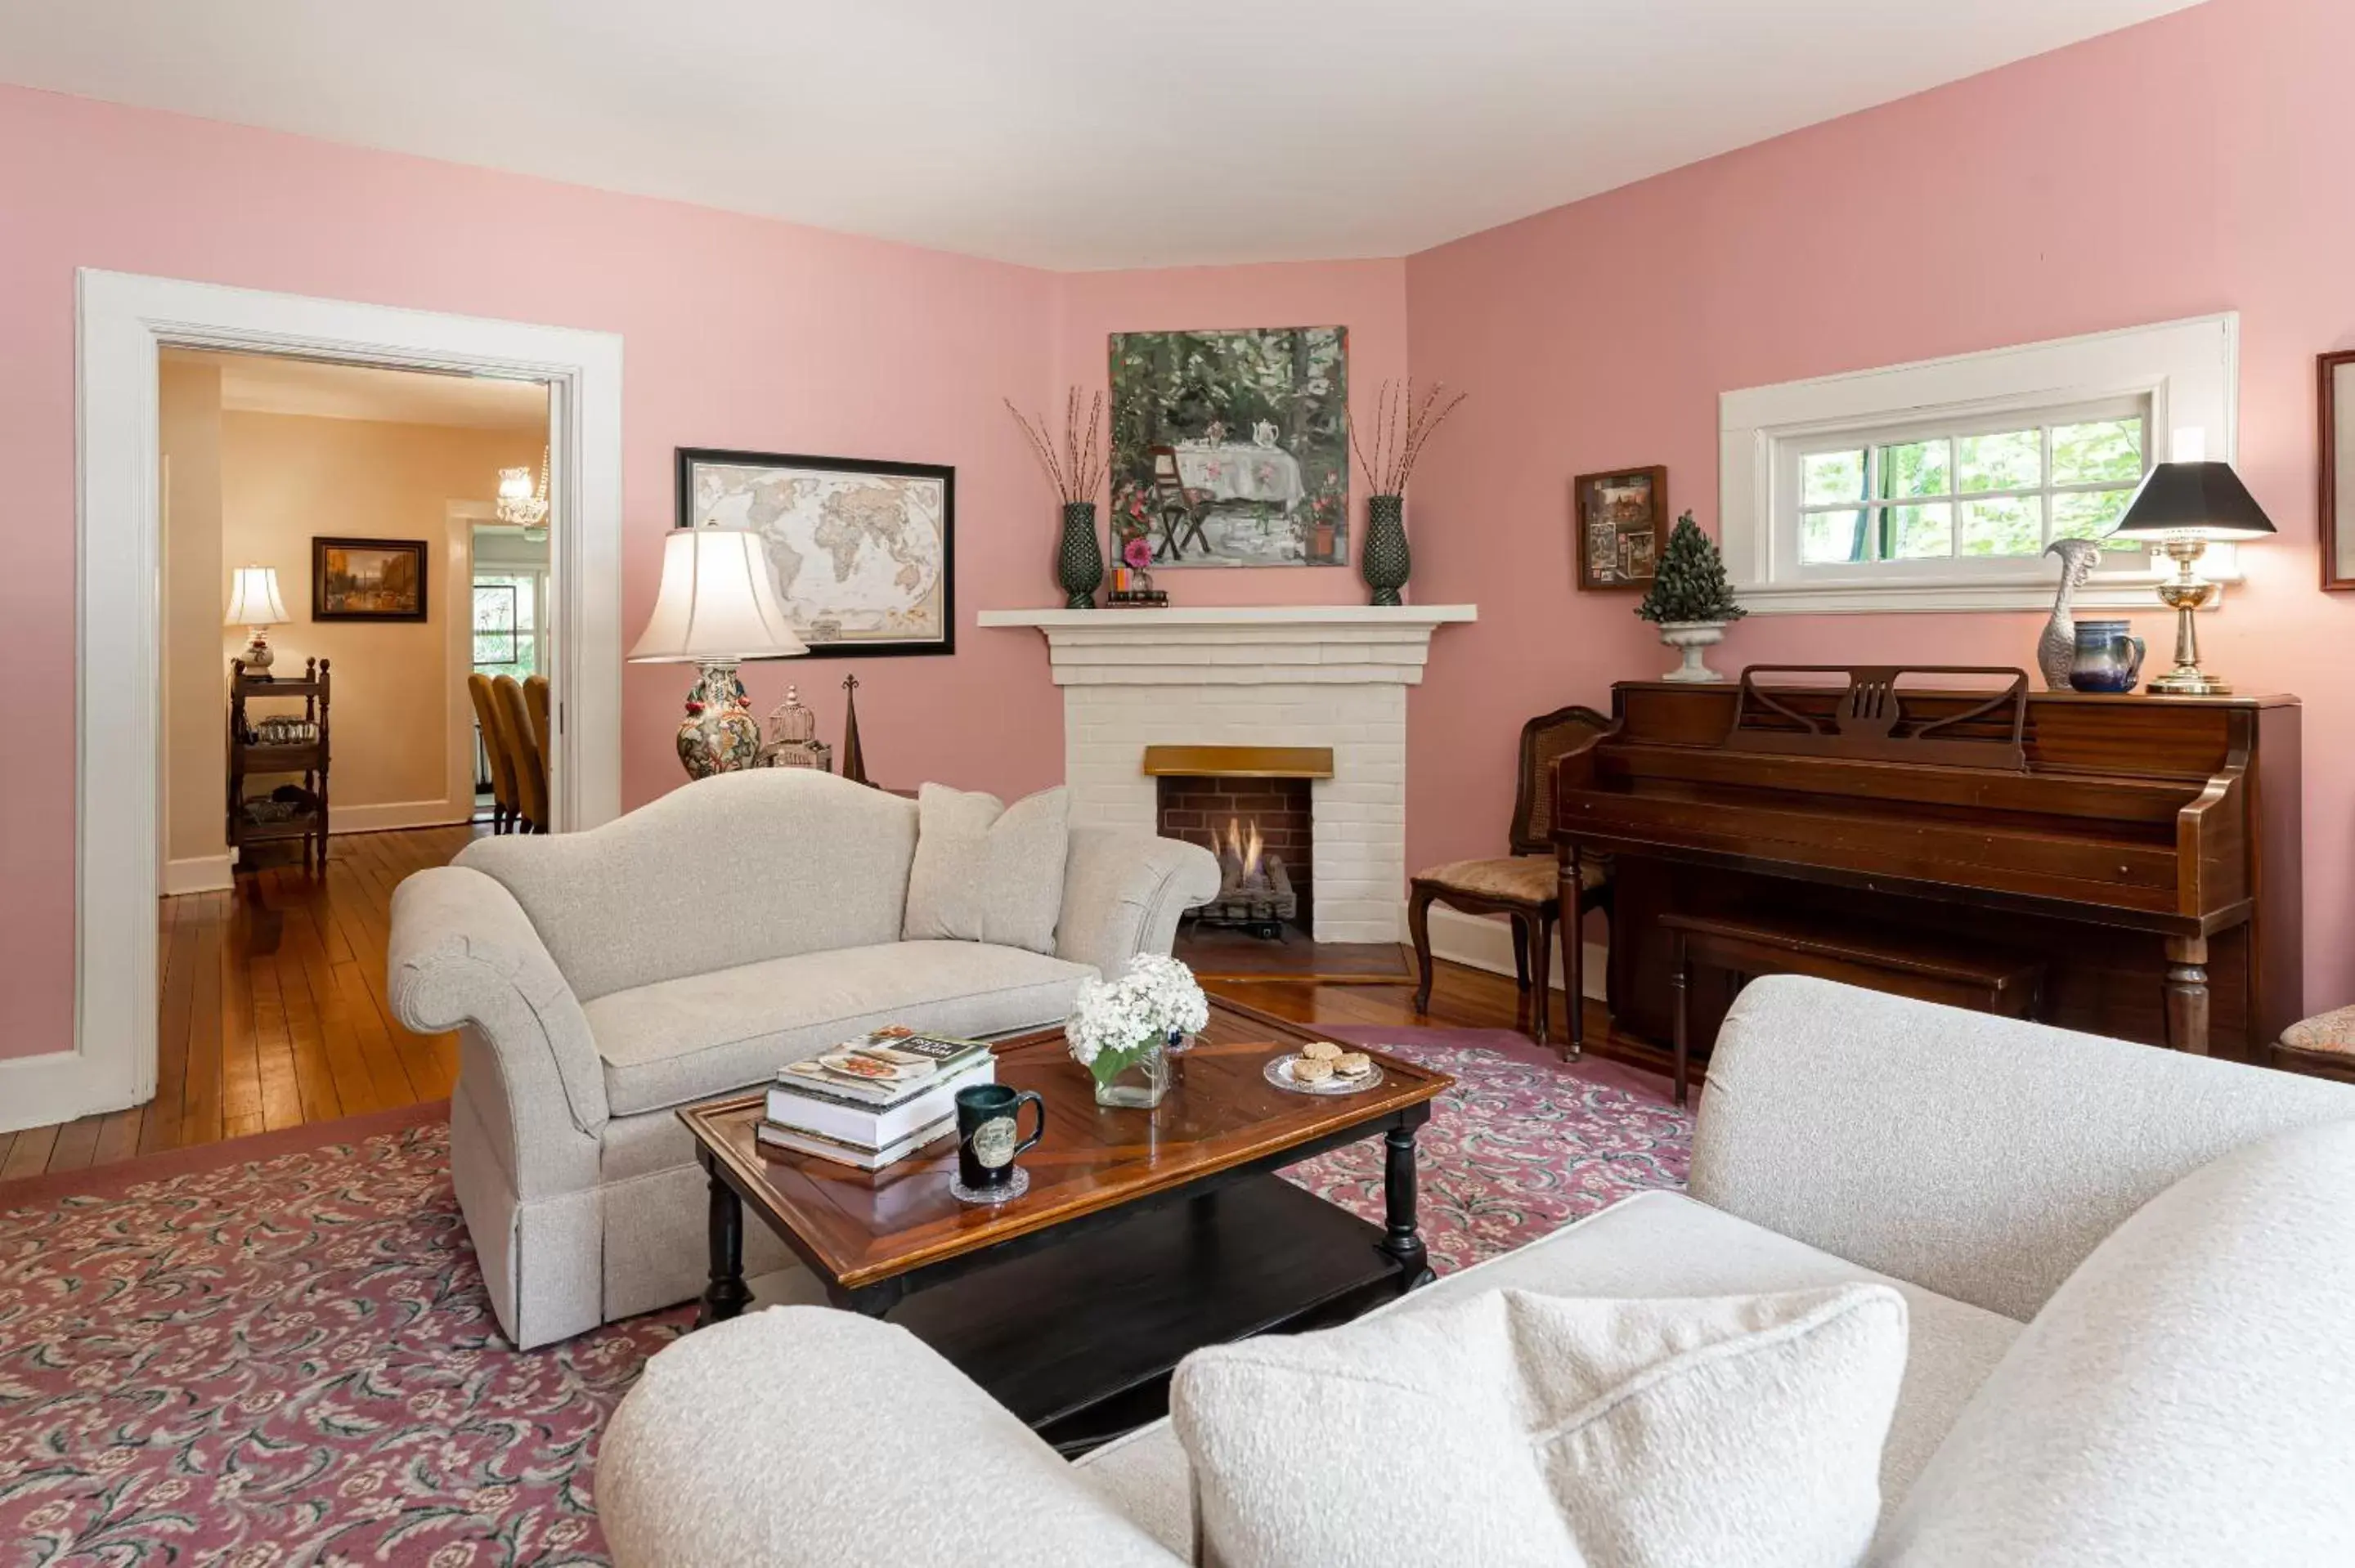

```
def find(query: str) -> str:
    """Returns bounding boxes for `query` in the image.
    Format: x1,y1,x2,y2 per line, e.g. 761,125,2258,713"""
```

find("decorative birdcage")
760,685,834,772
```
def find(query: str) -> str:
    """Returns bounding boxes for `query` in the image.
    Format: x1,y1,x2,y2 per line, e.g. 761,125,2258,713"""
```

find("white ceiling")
2,0,2201,270
165,349,549,431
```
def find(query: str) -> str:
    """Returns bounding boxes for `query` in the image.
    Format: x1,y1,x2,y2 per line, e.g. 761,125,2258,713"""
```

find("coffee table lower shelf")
882,1172,1406,1453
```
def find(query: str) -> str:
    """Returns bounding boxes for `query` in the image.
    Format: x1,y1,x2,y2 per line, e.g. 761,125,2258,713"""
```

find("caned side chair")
1406,706,1613,1052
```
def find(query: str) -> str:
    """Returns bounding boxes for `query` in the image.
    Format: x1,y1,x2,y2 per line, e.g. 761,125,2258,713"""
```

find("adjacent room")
2,1,2350,1563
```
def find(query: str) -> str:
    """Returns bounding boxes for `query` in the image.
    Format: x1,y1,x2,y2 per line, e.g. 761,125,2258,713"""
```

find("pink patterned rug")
0,1034,1689,1566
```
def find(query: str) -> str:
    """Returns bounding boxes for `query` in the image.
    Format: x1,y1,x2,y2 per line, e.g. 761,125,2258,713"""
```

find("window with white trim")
1719,315,2237,615
1792,398,2150,567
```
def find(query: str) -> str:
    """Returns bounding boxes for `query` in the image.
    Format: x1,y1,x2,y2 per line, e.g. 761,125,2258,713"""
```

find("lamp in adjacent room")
628,526,808,778
224,565,289,677
2111,459,2276,696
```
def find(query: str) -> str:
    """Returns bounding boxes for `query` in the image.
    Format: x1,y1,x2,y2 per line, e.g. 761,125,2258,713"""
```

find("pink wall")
1403,0,2355,1010
0,84,1407,1060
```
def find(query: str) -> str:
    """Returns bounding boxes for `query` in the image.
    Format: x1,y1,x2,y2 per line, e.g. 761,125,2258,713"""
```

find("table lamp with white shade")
628,526,809,778
225,564,289,676
2111,456,2276,697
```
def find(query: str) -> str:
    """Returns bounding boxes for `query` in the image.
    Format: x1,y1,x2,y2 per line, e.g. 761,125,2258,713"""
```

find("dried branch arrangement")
1348,379,1468,497
1006,388,1109,505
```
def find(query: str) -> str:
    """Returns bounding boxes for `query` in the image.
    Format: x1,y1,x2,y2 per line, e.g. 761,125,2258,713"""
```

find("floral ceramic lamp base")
676,659,764,779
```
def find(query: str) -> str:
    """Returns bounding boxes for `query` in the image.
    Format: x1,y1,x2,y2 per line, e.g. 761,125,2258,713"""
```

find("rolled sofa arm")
387,865,609,1136
599,1306,1182,1568
1692,974,2355,1324
1056,827,1221,978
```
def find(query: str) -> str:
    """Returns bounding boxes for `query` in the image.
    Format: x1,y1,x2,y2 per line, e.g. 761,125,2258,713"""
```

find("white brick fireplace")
976,605,1477,944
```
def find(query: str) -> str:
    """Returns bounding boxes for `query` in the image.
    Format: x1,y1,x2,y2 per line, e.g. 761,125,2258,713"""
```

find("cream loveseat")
387,769,1218,1349
599,977,2355,1566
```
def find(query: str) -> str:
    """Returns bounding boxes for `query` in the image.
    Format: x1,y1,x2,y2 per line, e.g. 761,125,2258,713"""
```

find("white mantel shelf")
977,604,1477,630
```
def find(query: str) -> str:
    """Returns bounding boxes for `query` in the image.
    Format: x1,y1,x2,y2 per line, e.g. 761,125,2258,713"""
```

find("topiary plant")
1635,512,1747,625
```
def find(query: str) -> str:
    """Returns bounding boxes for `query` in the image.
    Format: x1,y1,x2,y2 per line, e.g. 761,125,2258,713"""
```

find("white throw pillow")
901,783,1070,954
1173,1284,1908,1568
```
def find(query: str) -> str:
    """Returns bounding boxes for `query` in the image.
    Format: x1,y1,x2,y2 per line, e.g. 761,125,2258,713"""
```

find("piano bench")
1660,912,2046,1108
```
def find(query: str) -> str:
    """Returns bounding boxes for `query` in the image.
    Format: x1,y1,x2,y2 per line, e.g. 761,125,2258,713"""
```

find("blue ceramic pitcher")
2067,620,2146,693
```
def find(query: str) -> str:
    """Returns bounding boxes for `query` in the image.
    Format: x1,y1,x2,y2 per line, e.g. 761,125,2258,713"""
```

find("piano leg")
1559,848,1584,1061
2164,934,2212,1057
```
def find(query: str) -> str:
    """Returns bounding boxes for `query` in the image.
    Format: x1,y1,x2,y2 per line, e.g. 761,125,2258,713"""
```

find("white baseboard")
0,1048,147,1134
330,800,473,835
162,854,233,895
1420,903,1607,1001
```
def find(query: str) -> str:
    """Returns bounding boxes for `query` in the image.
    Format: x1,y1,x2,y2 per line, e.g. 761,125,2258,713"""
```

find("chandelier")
498,446,551,540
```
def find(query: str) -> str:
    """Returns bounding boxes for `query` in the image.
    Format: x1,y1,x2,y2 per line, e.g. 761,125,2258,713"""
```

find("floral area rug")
0,1036,1689,1566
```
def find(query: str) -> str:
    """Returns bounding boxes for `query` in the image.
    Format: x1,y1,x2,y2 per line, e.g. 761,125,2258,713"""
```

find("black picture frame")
675,447,956,657
312,535,428,622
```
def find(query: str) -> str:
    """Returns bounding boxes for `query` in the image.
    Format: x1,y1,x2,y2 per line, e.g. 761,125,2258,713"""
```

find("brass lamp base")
2146,536,2227,698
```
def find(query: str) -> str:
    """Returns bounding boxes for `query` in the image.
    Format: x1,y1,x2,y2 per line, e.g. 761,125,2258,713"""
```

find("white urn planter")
1657,620,1728,683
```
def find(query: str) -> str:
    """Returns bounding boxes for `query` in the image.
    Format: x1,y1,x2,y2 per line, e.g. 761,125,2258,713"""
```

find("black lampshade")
2111,460,2276,541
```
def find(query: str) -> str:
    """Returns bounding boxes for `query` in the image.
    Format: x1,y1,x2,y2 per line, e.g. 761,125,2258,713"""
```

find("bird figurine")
2038,538,2106,691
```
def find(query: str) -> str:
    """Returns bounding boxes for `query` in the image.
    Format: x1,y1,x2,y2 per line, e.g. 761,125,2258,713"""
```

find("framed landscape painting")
1573,466,1668,591
677,448,954,656
312,536,427,621
1109,326,1348,568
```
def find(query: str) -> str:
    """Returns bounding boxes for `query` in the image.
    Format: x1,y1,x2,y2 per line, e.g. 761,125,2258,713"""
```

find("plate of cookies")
1265,1039,1384,1095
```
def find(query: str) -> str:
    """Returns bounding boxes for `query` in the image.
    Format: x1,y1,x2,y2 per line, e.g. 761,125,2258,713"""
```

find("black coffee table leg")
1381,1124,1435,1291
697,1154,753,1328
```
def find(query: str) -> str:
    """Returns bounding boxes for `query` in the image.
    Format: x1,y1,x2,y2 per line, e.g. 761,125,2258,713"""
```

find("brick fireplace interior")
1155,774,1314,934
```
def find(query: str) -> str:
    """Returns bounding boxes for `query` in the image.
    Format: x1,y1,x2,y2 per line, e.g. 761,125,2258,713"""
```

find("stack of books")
757,1026,994,1171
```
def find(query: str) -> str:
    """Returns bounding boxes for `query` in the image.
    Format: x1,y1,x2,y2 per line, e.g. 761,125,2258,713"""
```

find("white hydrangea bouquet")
1067,952,1209,1103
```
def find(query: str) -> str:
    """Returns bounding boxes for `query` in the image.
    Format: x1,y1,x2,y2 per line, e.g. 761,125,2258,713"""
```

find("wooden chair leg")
1509,915,1532,992
1561,857,1585,1062
1531,907,1555,1050
1406,885,1438,1015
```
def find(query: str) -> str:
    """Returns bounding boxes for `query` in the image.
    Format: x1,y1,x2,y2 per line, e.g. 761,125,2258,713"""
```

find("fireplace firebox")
1155,773,1314,939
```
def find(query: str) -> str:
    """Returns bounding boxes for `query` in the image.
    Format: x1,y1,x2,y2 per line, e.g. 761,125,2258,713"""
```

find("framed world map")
675,448,954,656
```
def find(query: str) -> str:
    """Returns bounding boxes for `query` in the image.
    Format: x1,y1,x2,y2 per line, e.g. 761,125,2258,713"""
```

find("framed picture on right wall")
2320,351,2355,589
1573,465,1668,590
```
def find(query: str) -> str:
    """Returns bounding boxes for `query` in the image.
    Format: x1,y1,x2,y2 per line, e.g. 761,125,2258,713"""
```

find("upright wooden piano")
1553,668,2301,1069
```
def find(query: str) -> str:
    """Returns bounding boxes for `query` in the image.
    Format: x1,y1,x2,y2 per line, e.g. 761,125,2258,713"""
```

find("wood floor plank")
143,892,200,1155
178,893,227,1147
44,1115,108,1174
92,1108,144,1166
2,1126,60,1181
220,893,263,1129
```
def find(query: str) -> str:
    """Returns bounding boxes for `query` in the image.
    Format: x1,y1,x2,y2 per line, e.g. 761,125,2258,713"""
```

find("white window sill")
1737,576,2225,616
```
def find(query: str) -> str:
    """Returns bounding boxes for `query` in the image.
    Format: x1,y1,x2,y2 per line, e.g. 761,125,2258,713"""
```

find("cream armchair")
388,769,1218,1349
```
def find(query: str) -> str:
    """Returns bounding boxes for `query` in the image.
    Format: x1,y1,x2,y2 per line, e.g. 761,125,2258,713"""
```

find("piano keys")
1552,667,2301,1070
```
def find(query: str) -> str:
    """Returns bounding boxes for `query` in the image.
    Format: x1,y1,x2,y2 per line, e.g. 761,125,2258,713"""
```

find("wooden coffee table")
678,997,1451,1451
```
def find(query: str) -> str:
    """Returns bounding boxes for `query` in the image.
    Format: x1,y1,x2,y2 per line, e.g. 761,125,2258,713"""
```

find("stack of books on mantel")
758,1027,994,1172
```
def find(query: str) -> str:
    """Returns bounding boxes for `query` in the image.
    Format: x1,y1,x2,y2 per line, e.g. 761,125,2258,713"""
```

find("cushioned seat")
2282,1005,2355,1055
1073,1188,2022,1557
1417,853,1604,903
585,939,1096,1115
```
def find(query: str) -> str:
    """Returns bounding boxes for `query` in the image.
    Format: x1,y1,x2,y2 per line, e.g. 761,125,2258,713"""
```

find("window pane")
1957,429,2041,493
1960,495,2044,556
2051,419,2143,486
1874,439,1949,500
1801,508,1868,563
1886,503,1953,558
1802,450,1866,507
2051,487,2146,551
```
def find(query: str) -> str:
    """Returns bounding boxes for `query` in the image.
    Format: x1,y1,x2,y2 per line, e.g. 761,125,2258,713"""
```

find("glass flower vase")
1092,1038,1170,1109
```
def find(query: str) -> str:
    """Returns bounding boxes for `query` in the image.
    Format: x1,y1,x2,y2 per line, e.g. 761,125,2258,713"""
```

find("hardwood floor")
0,822,1598,1182
0,824,485,1183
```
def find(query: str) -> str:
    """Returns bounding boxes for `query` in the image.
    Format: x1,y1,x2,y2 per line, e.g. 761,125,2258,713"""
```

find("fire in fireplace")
1155,773,1312,939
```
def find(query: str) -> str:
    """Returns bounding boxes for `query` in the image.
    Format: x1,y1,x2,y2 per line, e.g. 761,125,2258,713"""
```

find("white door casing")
17,270,625,1134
